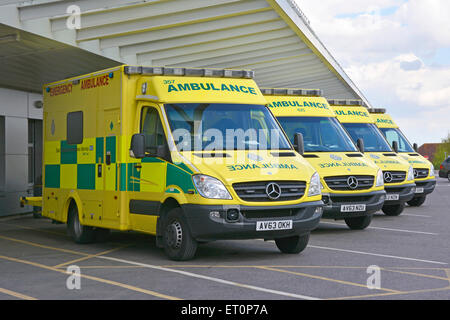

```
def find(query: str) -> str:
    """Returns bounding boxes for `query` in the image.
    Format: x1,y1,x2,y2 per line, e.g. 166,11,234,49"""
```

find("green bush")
433,133,450,168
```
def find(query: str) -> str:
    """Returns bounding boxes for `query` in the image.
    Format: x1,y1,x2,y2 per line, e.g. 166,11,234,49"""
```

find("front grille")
242,209,295,219
383,171,406,184
232,181,306,202
324,175,374,191
328,195,373,203
414,168,429,179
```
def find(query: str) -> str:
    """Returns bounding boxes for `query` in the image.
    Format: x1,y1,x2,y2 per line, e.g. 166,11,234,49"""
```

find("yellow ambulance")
263,89,385,230
329,100,416,216
22,65,324,261
369,108,436,206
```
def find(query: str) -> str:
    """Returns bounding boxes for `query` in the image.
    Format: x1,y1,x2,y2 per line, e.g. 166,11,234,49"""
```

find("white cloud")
296,0,450,144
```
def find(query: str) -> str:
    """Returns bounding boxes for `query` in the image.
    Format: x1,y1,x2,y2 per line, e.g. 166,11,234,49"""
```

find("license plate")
341,204,366,212
386,194,399,201
415,187,424,194
256,220,293,231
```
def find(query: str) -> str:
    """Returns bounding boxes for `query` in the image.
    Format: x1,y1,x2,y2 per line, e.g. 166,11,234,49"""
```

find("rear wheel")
407,196,426,207
382,203,405,216
344,214,372,230
67,203,95,244
161,208,197,261
275,233,310,254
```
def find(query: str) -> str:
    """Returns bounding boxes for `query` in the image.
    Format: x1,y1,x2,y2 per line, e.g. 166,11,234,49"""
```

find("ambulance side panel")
42,68,123,230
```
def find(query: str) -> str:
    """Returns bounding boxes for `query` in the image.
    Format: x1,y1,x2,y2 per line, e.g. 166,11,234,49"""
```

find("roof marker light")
124,66,255,79
261,88,323,97
328,99,368,107
368,108,386,114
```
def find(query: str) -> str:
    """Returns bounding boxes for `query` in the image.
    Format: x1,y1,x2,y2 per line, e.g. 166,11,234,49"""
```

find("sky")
296,0,450,146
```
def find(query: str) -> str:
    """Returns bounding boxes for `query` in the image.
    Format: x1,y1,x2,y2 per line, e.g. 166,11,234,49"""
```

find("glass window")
277,116,358,152
164,103,291,151
140,107,166,153
343,123,392,152
379,128,414,152
67,111,83,145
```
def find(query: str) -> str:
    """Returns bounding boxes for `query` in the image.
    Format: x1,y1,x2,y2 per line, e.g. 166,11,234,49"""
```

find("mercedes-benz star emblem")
413,169,419,178
384,171,393,183
266,182,282,200
347,176,359,190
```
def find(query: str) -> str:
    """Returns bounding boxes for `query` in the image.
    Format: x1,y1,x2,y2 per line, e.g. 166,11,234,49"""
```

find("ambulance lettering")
376,119,394,125
227,163,299,171
268,101,328,109
167,82,257,95
81,75,110,90
334,110,369,117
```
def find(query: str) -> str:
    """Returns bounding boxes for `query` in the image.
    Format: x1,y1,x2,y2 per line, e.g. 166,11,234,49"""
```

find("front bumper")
181,201,323,241
383,183,416,205
321,190,386,219
413,179,436,197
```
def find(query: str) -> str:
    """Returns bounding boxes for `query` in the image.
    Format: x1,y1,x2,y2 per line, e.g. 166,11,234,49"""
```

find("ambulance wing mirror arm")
392,141,399,153
413,143,418,152
357,138,365,153
294,133,304,156
130,134,146,158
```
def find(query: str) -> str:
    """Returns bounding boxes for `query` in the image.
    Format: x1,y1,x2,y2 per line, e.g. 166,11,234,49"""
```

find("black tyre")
344,214,372,230
275,233,310,254
407,196,426,207
67,203,95,244
447,172,450,182
382,203,405,216
161,208,197,261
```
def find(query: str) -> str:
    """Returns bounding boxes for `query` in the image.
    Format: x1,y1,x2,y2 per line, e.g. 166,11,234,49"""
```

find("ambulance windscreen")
164,103,292,151
379,127,414,153
277,117,358,152
342,123,392,152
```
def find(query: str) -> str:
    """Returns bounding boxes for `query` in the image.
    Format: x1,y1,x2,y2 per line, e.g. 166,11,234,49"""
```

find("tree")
433,133,450,168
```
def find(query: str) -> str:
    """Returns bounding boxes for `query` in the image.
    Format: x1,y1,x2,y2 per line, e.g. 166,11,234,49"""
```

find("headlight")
429,164,435,177
308,172,321,197
376,169,384,187
192,175,232,200
407,165,414,181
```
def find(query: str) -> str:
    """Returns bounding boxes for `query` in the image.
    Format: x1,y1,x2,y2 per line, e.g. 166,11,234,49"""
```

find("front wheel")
161,208,198,261
67,203,95,244
447,172,450,182
275,233,310,254
407,196,426,207
382,203,405,216
344,214,372,230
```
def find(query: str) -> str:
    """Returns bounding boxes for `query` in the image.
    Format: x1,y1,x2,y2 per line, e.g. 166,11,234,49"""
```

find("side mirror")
413,143,418,152
130,134,146,158
357,138,365,153
156,144,169,159
294,133,304,155
392,141,399,153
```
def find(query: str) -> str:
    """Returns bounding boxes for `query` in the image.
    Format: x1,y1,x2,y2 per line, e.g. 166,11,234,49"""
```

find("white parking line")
308,245,447,265
320,221,438,235
97,255,321,300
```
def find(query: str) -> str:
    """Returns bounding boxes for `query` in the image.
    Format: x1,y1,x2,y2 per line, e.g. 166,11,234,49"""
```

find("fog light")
226,209,240,222
315,207,323,215
380,194,386,202
209,211,221,219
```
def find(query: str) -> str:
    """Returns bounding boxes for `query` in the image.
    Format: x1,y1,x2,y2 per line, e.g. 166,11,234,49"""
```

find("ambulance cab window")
67,111,83,145
140,107,166,152
379,128,414,153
